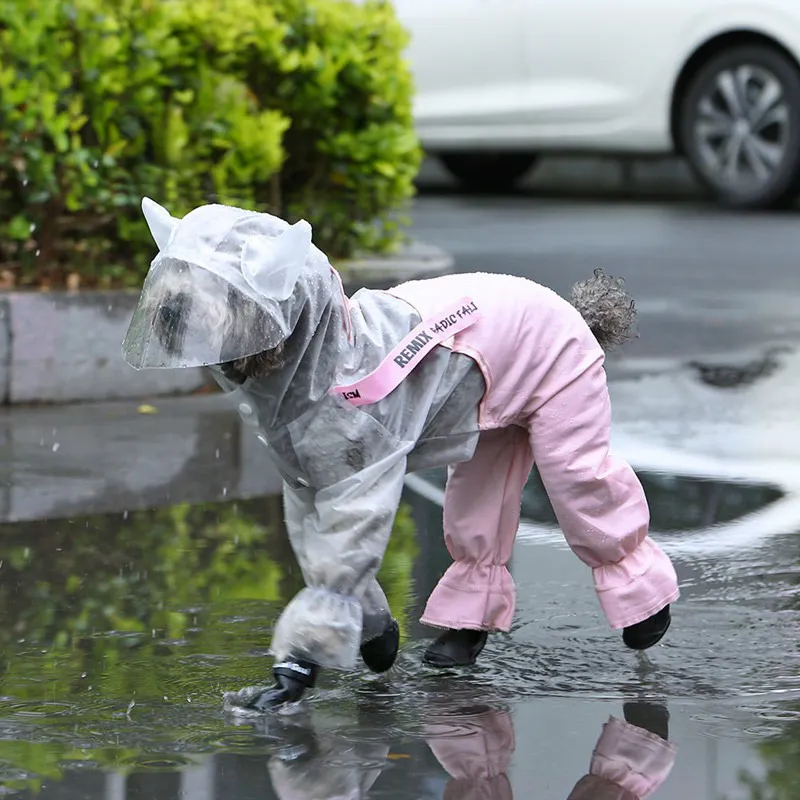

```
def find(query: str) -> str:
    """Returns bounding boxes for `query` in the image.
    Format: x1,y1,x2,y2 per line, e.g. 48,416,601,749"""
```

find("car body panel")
392,0,800,153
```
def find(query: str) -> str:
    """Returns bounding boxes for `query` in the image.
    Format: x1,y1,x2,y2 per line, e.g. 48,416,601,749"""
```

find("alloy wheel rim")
693,64,790,191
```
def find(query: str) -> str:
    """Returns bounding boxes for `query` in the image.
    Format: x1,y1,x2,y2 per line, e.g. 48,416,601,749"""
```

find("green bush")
0,0,422,289
0,497,421,792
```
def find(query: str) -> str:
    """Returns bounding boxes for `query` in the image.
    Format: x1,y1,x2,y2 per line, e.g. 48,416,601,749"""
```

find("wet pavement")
1,194,799,798
0,356,798,798
410,192,800,368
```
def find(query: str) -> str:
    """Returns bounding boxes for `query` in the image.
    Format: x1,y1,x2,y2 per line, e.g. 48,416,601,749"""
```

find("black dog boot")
623,605,671,650
247,658,319,711
360,618,400,673
423,628,488,668
623,701,670,741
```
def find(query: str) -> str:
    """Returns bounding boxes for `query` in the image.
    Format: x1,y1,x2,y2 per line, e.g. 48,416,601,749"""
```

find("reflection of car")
404,349,800,556
392,0,800,208
406,444,800,558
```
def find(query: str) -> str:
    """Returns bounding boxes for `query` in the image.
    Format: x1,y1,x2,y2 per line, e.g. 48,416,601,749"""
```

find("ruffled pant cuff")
593,537,680,630
421,562,516,632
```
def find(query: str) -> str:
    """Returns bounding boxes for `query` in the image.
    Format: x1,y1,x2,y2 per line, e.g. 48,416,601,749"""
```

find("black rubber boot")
623,605,671,650
360,618,400,673
423,628,488,668
623,701,670,741
247,658,319,711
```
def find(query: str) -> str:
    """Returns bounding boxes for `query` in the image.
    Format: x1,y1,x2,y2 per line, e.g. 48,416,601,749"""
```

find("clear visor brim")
122,259,287,369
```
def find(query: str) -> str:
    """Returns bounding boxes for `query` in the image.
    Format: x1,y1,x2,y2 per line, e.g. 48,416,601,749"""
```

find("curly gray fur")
226,343,287,382
569,268,637,351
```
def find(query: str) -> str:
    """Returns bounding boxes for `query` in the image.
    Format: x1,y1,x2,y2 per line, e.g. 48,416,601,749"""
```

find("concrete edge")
0,295,9,405
0,240,454,406
337,239,455,292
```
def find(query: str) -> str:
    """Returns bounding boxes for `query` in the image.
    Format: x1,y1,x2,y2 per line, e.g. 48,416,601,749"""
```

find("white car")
393,0,800,208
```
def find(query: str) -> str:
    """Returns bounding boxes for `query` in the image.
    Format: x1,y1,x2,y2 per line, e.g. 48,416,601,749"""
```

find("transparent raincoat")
123,198,487,669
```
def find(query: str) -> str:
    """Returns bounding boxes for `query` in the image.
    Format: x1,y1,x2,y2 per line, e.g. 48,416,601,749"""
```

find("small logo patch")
274,661,312,677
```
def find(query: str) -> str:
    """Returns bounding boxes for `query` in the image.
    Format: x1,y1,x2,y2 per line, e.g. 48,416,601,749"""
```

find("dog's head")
123,198,340,381
145,268,286,382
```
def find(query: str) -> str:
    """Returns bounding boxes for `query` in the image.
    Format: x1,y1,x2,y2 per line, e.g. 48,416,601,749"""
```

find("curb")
337,240,455,290
0,240,454,406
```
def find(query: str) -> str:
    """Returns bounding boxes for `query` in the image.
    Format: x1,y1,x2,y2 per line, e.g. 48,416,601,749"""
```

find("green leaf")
8,214,32,241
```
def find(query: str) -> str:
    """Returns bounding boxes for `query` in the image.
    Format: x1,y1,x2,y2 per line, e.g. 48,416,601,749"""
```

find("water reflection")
264,722,389,800
0,470,797,797
0,497,419,796
231,698,677,800
737,704,800,800
409,466,787,534
0,499,292,653
0,498,417,653
424,705,515,800
566,703,676,800
0,696,681,799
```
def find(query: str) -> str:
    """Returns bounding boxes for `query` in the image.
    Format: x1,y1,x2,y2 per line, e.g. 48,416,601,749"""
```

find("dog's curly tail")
569,268,637,352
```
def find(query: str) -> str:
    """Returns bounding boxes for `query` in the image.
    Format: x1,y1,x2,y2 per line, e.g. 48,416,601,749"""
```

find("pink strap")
332,296,483,406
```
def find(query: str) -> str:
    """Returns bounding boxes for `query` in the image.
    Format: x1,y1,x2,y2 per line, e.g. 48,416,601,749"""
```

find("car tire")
678,44,800,209
439,152,539,192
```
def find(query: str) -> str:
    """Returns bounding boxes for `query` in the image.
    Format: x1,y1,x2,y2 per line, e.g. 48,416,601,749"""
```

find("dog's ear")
241,219,312,300
142,197,179,251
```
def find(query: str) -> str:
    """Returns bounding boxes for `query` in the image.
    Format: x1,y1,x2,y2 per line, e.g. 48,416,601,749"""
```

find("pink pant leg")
568,716,677,800
426,708,515,800
421,426,534,632
528,340,680,630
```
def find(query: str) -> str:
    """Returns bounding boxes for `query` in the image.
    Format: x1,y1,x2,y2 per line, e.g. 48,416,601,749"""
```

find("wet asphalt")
0,182,799,799
412,168,800,368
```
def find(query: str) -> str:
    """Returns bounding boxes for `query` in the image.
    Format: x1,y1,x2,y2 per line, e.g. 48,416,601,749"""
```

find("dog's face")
143,262,287,380
154,289,192,357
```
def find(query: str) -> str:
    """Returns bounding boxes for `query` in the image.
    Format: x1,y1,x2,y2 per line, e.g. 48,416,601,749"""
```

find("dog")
124,198,678,711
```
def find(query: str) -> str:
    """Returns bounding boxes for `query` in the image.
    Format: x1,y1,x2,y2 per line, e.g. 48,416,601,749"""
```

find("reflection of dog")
424,701,676,800
233,696,676,800
268,733,389,800
239,711,390,800
425,704,515,800
567,703,677,800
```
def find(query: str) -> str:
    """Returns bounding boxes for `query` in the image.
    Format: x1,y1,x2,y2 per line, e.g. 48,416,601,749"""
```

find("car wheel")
439,152,539,192
679,44,800,208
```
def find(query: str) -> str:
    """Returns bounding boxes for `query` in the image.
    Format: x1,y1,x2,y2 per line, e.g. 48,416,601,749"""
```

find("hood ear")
142,197,179,251
241,219,313,301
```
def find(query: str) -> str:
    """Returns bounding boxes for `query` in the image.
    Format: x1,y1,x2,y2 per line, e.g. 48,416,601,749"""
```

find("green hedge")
0,497,421,791
0,0,422,289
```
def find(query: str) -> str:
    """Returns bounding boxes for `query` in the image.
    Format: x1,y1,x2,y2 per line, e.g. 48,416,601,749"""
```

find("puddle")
0,470,797,798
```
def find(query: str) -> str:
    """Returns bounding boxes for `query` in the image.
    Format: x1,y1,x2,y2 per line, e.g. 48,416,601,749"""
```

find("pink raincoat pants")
387,273,680,632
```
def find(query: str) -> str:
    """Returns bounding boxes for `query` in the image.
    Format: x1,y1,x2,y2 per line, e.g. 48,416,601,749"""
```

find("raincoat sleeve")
269,396,413,670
